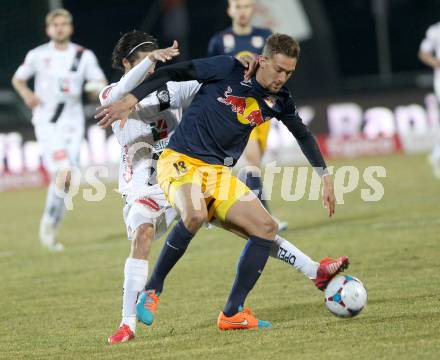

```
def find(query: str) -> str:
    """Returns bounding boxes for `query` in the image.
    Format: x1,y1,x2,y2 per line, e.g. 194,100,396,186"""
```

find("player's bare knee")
64,170,72,190
55,168,72,192
260,216,278,239
182,209,207,233
131,224,154,259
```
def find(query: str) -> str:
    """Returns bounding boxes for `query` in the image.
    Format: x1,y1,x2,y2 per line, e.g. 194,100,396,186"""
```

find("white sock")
42,182,66,228
270,235,319,279
121,258,148,333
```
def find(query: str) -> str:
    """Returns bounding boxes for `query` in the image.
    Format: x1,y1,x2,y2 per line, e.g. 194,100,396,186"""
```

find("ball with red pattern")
325,275,367,318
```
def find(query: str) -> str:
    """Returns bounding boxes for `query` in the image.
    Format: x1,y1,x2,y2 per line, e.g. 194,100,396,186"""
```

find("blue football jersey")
208,27,272,58
167,55,306,166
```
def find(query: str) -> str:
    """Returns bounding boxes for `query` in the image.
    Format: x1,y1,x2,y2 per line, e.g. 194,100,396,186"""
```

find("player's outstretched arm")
95,55,240,128
99,41,180,106
95,60,197,128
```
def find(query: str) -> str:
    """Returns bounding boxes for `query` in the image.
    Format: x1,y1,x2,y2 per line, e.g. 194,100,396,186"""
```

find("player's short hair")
262,33,300,60
111,30,159,71
45,9,73,25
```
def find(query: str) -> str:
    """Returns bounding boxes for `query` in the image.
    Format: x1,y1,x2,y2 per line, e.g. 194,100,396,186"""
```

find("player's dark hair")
262,33,300,59
111,30,158,70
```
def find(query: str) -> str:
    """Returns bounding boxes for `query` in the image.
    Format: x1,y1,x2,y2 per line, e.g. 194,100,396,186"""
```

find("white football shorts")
122,183,177,241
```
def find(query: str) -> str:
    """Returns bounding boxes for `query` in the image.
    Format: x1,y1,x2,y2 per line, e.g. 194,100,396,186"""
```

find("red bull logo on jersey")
217,86,270,126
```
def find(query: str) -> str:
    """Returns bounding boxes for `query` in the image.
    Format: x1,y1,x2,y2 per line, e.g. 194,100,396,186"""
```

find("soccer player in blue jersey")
96,34,349,330
207,0,271,59
208,0,287,230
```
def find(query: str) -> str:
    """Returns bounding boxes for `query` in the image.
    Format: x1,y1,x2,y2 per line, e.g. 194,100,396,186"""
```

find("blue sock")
223,235,273,317
245,172,269,211
145,220,194,294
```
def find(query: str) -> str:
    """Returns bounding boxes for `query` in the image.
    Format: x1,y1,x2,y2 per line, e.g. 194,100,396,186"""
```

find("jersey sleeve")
280,97,327,175
264,28,273,38
136,80,201,116
192,55,238,82
130,57,236,101
83,50,106,82
167,81,201,108
207,34,222,56
14,50,37,80
99,56,155,106
420,25,437,53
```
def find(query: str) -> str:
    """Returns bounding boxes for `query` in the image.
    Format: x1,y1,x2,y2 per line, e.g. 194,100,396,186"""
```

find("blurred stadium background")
1,1,440,359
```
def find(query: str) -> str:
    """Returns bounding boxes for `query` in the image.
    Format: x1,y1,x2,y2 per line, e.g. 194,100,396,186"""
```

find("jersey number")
173,161,187,175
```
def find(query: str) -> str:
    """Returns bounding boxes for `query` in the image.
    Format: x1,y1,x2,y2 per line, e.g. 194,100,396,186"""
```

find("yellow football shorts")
248,120,271,152
157,149,251,222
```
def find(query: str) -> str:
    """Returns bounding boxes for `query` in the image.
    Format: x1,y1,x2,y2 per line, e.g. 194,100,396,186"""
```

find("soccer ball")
324,275,367,318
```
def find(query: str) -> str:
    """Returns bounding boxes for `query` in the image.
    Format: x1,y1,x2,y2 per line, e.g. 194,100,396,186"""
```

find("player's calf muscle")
130,223,155,259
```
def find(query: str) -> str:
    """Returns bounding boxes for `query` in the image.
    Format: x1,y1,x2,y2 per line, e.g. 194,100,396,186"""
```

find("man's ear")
122,58,130,70
258,55,266,69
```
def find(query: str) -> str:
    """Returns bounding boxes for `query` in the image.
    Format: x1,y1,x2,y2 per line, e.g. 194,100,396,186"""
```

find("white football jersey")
99,79,201,198
14,41,105,126
420,22,440,79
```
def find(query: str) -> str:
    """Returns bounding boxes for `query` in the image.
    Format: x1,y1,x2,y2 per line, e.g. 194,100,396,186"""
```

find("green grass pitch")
1,153,439,359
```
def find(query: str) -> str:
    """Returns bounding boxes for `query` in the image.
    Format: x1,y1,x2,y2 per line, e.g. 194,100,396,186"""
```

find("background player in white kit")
419,22,440,178
99,31,201,344
11,9,107,251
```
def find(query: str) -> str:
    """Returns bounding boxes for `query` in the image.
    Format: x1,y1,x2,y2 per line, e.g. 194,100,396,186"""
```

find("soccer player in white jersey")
419,22,440,178
100,31,201,344
11,9,107,251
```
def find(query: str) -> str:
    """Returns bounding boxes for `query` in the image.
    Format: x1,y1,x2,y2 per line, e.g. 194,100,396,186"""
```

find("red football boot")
108,324,135,344
314,256,349,291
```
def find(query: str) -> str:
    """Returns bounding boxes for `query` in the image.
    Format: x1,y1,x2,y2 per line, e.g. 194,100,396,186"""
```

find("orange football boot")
217,307,271,330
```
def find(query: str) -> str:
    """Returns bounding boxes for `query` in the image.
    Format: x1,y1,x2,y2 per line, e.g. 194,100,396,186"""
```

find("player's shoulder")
26,42,51,57
71,42,87,51
215,55,243,71
71,42,94,56
252,27,272,37
197,54,241,68
71,43,100,62
167,80,201,91
211,27,234,40
426,22,440,37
